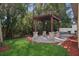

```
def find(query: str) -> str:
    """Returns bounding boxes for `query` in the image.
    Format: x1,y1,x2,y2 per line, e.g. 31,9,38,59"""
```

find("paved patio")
32,36,66,43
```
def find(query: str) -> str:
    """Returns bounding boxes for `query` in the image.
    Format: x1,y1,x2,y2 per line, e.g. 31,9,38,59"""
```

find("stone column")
42,31,46,37
33,32,38,37
48,32,54,40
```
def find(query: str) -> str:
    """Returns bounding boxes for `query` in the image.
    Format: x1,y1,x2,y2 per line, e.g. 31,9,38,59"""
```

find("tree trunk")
5,10,12,39
0,19,3,47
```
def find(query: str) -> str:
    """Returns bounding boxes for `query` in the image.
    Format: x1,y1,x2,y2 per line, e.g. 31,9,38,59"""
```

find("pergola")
33,14,61,32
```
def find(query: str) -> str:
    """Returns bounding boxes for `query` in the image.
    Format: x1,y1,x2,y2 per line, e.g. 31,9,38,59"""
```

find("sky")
65,3,75,24
28,4,34,12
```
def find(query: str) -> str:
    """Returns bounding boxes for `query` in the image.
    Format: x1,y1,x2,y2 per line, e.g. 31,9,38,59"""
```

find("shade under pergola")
33,14,61,32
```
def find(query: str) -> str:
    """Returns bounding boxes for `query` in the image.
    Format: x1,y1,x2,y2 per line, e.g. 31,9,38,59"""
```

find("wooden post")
43,21,45,31
51,17,53,32
34,20,37,32
78,4,79,48
58,20,61,32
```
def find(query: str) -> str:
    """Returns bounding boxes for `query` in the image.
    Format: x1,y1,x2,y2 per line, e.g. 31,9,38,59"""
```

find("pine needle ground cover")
0,38,69,56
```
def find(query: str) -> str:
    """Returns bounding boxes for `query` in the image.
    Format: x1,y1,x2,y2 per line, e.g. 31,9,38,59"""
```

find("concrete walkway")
32,35,67,44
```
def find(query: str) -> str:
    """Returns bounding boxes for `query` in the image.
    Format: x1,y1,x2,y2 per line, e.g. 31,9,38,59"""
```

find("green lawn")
0,38,69,56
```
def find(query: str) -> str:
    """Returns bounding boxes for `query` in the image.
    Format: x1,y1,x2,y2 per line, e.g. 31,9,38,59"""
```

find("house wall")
71,3,78,20
78,4,79,48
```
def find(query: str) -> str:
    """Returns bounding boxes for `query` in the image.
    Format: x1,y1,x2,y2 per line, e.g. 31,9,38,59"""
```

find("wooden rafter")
33,14,61,32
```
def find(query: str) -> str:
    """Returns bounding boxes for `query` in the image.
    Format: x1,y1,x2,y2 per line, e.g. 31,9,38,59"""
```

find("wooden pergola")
33,14,61,32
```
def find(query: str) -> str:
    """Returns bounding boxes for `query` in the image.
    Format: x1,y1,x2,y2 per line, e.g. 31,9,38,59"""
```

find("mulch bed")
22,35,79,56
0,45,10,52
61,36,79,56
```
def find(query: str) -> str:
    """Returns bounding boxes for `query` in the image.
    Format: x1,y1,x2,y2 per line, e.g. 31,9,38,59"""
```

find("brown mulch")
0,45,10,52
61,36,79,56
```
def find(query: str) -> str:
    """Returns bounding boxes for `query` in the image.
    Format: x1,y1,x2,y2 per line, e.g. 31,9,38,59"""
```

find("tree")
0,3,72,40
0,19,3,47
32,3,71,31
0,4,27,39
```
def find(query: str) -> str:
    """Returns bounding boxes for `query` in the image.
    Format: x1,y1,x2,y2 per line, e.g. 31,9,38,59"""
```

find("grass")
0,38,69,56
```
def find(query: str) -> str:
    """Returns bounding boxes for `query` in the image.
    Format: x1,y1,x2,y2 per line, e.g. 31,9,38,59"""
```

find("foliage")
33,3,71,31
0,3,72,39
61,16,72,28
0,4,27,39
